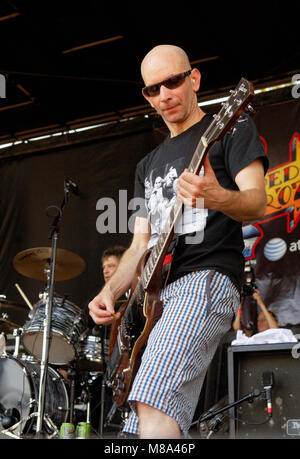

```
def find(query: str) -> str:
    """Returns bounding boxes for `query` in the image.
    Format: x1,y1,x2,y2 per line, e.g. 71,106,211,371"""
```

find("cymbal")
13,247,86,281
0,318,19,334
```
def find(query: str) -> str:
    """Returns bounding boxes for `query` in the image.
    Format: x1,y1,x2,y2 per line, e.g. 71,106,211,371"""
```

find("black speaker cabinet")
227,342,300,439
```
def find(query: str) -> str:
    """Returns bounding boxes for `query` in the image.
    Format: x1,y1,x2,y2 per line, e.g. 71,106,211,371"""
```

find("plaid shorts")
122,269,240,437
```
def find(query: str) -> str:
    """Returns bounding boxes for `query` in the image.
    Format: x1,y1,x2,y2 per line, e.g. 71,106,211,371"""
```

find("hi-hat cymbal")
13,247,86,281
0,318,19,334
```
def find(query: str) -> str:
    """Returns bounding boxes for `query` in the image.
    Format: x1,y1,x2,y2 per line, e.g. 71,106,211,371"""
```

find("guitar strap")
162,236,179,288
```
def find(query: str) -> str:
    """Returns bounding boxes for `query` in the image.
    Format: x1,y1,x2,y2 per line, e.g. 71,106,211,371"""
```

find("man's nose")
159,84,172,101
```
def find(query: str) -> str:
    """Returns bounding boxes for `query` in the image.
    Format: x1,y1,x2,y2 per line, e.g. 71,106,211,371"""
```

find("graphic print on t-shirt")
144,159,208,248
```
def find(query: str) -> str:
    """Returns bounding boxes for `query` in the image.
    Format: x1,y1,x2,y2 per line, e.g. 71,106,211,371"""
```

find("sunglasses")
142,70,192,97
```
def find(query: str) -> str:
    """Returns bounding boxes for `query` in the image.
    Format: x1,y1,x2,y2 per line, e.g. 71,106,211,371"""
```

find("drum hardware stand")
99,373,107,435
97,324,108,437
75,375,92,427
13,328,23,358
104,401,118,430
0,331,6,356
35,179,75,437
104,402,129,432
86,393,91,425
68,367,77,424
0,411,59,439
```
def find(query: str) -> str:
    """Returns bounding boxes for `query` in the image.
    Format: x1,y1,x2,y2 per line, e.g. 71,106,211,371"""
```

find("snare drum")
0,355,69,436
22,295,88,364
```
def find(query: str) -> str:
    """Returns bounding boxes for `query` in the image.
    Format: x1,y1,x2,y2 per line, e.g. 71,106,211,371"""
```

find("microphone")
262,371,274,417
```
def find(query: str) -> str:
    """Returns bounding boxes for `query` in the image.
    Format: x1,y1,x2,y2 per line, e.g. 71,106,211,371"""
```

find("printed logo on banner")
265,132,300,228
243,133,300,261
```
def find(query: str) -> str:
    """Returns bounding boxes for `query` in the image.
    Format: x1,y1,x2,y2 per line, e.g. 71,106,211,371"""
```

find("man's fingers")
88,294,121,325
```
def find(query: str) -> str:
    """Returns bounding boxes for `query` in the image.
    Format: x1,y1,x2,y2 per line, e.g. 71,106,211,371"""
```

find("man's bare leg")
137,402,181,439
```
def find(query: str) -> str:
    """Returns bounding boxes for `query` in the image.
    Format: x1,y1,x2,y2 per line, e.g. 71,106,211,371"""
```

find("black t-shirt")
133,113,269,290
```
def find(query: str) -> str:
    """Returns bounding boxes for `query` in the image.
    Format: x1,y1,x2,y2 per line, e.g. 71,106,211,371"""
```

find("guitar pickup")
117,329,128,352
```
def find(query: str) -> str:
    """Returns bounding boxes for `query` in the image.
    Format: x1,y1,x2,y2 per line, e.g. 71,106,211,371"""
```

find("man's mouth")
164,105,178,111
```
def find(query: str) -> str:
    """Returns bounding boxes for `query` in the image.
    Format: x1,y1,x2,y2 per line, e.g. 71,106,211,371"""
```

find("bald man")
89,45,269,438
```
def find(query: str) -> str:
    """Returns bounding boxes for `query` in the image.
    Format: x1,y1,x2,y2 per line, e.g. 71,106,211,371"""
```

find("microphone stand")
99,325,107,436
35,180,72,437
194,389,262,438
199,389,262,423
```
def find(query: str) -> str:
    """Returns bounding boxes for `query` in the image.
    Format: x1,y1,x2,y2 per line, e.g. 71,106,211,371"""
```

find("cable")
229,413,271,426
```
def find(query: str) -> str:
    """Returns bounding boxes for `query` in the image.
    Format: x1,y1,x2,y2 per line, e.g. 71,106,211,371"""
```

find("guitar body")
107,250,164,406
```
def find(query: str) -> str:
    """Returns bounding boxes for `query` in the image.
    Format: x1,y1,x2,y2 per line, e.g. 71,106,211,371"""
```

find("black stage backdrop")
0,96,299,329
0,121,164,325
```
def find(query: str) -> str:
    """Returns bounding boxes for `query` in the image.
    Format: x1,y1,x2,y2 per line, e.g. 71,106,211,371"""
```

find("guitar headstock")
204,78,255,145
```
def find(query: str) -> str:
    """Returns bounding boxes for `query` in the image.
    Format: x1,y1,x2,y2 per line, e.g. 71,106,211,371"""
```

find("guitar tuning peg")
246,104,256,115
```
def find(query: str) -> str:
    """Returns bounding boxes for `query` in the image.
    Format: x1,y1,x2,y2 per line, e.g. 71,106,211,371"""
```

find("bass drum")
0,355,69,436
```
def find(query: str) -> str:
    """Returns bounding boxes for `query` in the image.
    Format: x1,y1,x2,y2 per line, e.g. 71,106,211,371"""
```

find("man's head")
101,245,126,283
141,45,202,134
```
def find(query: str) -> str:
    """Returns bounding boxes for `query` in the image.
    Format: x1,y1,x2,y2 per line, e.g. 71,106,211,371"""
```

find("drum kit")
0,246,127,439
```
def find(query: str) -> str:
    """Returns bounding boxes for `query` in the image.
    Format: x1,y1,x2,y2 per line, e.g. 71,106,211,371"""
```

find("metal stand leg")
68,368,76,424
36,232,57,435
13,328,22,358
99,375,106,436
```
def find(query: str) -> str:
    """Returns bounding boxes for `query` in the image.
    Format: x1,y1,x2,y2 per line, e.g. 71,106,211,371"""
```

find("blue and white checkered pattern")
122,269,240,437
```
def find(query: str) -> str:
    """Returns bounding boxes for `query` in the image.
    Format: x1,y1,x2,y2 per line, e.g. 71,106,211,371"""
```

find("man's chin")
162,111,182,124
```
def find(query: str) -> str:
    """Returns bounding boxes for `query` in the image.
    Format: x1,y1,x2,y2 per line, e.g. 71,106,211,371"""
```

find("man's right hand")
88,287,121,325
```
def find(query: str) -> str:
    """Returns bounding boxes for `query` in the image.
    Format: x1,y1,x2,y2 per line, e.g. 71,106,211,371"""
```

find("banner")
244,99,300,326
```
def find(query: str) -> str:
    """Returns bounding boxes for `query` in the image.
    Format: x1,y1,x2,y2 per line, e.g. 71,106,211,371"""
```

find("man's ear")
191,68,201,92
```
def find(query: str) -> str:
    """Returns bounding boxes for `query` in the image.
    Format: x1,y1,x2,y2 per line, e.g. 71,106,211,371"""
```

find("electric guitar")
107,77,255,406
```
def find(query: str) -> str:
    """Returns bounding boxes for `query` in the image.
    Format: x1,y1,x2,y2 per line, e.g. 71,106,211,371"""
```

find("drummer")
102,246,127,285
88,245,127,341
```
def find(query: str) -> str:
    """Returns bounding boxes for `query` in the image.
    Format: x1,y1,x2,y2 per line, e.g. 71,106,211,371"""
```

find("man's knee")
137,402,181,438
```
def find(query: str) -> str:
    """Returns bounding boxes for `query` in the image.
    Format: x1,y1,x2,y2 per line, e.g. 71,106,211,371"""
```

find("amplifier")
227,342,300,439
